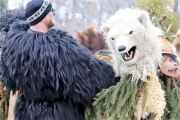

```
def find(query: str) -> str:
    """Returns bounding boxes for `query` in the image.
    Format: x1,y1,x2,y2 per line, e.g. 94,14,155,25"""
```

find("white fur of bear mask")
101,8,163,81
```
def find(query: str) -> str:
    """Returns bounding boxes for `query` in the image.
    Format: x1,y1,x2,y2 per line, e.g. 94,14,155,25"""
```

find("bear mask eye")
111,38,114,40
129,31,133,34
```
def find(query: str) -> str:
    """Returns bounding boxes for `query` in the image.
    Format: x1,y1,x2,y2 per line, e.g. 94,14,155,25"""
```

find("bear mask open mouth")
121,46,136,61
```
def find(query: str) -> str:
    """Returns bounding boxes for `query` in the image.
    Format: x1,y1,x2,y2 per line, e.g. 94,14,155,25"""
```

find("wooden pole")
7,91,19,120
166,24,173,33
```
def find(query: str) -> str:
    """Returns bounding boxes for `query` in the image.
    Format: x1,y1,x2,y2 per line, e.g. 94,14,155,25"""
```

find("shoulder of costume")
47,28,72,37
9,21,30,32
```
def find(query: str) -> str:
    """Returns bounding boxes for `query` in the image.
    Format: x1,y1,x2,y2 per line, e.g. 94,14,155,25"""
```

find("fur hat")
25,0,52,25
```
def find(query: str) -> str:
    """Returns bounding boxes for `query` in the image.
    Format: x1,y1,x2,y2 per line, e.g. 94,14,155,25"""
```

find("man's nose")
173,62,178,66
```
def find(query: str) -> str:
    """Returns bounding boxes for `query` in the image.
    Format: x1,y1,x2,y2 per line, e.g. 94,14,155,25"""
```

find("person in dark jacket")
0,0,118,120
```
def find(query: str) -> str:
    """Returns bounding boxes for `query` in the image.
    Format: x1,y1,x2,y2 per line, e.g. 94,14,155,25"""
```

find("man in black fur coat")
0,0,118,120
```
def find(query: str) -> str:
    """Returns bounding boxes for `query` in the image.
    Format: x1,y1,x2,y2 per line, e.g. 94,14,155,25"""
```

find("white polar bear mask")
101,8,163,81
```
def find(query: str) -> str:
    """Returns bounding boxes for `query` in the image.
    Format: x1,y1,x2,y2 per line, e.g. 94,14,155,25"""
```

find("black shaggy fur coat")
0,21,118,120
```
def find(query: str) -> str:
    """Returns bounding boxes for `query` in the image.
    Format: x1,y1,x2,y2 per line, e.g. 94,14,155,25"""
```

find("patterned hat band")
27,0,50,22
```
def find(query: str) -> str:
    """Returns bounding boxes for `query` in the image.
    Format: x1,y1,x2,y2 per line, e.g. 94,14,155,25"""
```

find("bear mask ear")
138,11,148,28
101,23,110,34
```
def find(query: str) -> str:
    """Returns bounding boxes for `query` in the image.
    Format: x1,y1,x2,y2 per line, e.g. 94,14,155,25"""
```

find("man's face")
159,54,180,79
43,8,56,28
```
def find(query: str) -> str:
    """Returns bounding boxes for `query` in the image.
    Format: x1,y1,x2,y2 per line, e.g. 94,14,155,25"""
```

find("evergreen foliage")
85,72,180,120
161,76,180,119
154,73,180,120
0,81,9,120
134,0,179,41
85,75,143,120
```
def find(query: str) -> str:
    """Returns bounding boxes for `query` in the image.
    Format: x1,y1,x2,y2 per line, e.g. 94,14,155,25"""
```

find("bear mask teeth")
121,46,136,61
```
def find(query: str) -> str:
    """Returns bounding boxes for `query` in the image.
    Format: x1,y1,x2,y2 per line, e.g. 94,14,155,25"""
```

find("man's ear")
101,23,110,34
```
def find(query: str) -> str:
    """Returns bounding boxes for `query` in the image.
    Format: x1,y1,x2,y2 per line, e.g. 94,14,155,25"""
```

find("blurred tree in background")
0,0,8,15
50,0,135,34
134,0,180,41
7,0,180,38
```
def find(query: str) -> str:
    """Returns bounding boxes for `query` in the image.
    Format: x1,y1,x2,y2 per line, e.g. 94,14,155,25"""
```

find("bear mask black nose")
118,45,126,52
